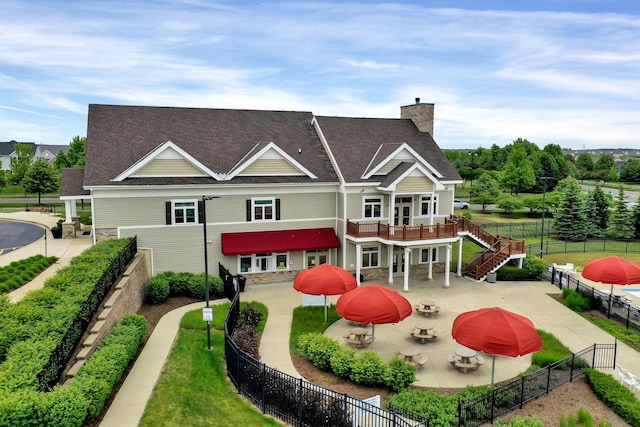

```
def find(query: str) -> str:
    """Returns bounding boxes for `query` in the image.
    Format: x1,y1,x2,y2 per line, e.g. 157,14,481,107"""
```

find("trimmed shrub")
495,415,544,426
305,334,341,371
296,332,318,354
349,350,387,387
329,346,356,379
385,356,417,392
146,275,170,304
584,368,640,426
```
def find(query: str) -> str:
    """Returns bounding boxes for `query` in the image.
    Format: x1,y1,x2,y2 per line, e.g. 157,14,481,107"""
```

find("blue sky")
2,0,639,150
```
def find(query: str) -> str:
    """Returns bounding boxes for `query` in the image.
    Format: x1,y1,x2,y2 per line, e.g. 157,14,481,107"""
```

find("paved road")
0,220,44,255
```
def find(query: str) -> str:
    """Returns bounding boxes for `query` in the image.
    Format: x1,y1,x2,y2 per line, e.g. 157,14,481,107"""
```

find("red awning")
221,227,340,255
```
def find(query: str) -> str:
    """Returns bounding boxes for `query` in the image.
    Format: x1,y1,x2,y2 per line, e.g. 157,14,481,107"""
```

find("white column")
403,247,410,291
64,200,73,222
427,249,433,280
518,258,524,268
387,245,394,284
444,244,452,288
355,244,362,286
457,237,463,276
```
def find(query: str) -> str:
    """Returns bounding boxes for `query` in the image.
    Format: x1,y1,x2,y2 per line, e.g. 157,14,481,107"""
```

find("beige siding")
375,159,403,174
396,176,433,193
94,197,169,228
240,159,302,175
133,159,205,176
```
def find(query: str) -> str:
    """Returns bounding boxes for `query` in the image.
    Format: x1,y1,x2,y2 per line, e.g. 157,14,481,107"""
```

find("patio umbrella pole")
324,295,328,324
491,356,496,385
608,284,613,319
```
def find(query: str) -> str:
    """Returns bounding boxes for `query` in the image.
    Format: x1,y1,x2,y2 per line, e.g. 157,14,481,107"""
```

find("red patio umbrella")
452,307,542,384
293,263,357,323
336,284,412,348
582,256,640,317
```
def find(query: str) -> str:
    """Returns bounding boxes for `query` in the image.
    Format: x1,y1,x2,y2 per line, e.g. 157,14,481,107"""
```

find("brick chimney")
400,98,435,136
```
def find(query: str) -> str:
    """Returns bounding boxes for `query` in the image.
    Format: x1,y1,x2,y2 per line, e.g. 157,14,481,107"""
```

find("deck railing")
346,220,458,241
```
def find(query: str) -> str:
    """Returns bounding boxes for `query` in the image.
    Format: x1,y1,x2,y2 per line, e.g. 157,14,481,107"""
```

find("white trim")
226,141,317,179
362,143,444,180
313,116,346,184
377,163,445,192
112,141,221,182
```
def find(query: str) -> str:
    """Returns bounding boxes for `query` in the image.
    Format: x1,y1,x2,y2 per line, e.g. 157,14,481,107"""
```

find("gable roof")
0,141,36,155
60,168,90,197
84,105,338,186
314,116,461,184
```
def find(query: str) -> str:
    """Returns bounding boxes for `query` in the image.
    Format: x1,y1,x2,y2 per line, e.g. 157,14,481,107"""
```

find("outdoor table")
349,327,370,344
414,321,435,336
419,299,436,309
398,347,421,363
455,347,477,364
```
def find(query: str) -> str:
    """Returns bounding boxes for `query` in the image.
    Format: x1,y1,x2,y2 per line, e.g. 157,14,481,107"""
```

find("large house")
60,100,523,289
0,141,68,170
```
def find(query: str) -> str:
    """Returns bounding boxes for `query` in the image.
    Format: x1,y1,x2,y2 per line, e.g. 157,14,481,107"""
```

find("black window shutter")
246,200,251,221
198,201,204,224
165,202,172,225
276,198,281,220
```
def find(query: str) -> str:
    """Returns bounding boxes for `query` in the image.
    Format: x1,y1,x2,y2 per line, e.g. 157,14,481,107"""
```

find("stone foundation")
62,222,76,239
95,227,118,242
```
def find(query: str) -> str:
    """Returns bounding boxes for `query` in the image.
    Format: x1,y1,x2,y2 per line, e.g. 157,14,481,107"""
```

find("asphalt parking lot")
0,220,44,255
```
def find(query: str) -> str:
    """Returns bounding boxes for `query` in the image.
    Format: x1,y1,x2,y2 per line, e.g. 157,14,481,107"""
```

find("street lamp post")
539,177,551,258
202,195,219,350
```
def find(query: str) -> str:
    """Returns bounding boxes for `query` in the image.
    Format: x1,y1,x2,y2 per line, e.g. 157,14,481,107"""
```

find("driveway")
0,220,44,255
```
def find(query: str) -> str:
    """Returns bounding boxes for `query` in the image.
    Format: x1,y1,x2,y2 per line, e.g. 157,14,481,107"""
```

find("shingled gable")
227,141,317,179
362,142,444,180
313,115,460,184
112,140,221,181
377,161,445,192
84,104,338,187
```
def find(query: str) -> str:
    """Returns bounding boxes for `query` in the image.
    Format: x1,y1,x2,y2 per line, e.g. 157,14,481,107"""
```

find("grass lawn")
139,305,281,427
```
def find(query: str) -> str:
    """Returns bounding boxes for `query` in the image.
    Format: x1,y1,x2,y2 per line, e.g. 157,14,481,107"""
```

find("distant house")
0,141,68,170
60,100,523,289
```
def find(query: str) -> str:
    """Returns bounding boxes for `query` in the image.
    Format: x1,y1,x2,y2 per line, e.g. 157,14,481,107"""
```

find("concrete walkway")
2,212,639,426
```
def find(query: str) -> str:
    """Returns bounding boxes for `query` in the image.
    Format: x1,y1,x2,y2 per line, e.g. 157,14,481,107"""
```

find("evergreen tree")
607,186,634,239
553,177,587,241
590,185,610,233
632,203,640,239
583,191,603,238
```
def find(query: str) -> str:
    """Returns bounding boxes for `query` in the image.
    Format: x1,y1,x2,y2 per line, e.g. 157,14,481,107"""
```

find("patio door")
394,197,412,226
306,250,328,268
393,248,405,274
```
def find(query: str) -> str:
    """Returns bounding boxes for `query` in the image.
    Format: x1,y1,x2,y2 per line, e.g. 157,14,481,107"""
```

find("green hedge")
146,271,225,304
0,314,147,426
0,238,136,426
584,368,640,426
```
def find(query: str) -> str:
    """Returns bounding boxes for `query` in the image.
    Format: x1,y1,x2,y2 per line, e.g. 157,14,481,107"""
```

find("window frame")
420,247,438,263
172,199,198,225
361,245,380,268
252,197,276,222
239,252,289,273
363,196,383,219
420,194,438,216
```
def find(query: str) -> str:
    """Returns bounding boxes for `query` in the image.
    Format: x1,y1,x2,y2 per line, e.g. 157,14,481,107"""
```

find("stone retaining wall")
65,250,151,381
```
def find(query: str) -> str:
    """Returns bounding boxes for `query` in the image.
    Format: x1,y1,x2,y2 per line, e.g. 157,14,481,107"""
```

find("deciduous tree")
22,159,59,204
469,173,502,212
499,145,535,195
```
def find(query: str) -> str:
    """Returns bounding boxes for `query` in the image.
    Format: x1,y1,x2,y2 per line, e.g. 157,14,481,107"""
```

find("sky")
1,0,639,150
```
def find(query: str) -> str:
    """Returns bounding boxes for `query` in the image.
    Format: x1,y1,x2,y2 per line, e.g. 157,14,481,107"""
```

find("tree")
632,202,640,239
607,186,634,239
553,176,587,241
499,145,535,195
9,143,34,185
583,191,604,238
66,136,86,168
53,150,70,169
594,154,615,172
469,173,502,211
590,185,610,234
22,159,59,204
496,196,524,214
576,153,594,172
620,159,640,182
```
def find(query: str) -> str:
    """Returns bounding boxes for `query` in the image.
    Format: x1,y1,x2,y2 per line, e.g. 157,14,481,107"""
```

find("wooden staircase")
447,216,526,281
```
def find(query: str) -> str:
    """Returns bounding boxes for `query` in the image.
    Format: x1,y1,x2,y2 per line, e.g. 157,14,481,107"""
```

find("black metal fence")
223,265,617,426
528,239,640,257
547,268,640,331
481,220,554,240
457,343,616,426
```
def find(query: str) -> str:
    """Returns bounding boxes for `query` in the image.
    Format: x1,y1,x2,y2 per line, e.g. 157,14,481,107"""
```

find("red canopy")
582,256,640,285
452,307,542,357
293,263,357,296
336,285,412,325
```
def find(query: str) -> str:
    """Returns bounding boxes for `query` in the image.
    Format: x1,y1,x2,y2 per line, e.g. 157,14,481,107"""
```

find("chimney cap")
415,97,420,104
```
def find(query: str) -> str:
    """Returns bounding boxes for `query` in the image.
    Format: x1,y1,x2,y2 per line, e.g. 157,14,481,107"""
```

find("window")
420,195,438,216
363,197,382,218
362,246,379,268
239,253,289,273
246,198,281,221
420,248,438,263
168,200,198,225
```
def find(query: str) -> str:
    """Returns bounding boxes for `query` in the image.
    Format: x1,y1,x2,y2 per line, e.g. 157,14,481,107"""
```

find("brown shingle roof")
60,168,89,196
315,116,461,183
84,105,338,186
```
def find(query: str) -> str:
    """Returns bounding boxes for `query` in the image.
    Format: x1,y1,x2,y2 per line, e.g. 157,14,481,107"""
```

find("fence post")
546,365,552,394
569,354,575,382
262,364,267,413
613,340,618,369
342,393,348,427
457,398,462,427
298,377,304,427
490,388,496,424
519,377,525,408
